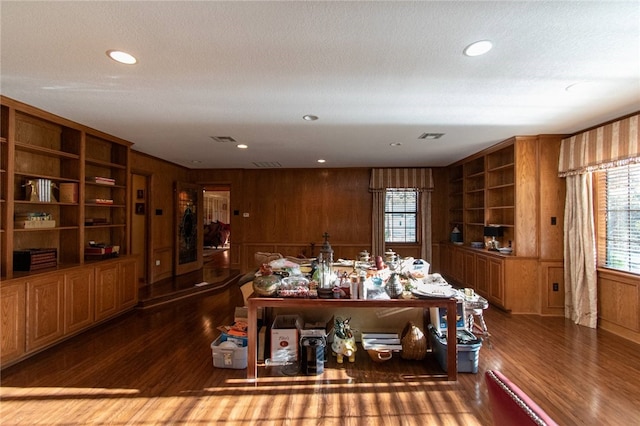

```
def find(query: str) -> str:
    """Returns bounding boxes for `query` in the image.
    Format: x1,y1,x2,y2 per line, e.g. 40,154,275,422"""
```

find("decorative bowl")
252,274,281,296
367,349,393,363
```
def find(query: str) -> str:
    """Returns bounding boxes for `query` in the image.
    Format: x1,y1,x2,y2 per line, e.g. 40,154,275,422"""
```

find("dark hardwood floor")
2,264,640,424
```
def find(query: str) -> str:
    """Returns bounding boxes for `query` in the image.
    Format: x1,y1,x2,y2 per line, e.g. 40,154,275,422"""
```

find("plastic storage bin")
211,336,248,369
428,324,482,373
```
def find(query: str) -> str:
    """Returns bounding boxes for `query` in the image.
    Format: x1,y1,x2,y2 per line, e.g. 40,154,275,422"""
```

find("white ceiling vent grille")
418,133,445,140
210,136,237,143
252,161,282,168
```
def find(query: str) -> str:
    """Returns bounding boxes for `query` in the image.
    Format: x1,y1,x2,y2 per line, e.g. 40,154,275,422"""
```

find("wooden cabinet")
476,255,488,296
119,258,138,310
26,273,65,352
441,134,566,314
1,282,26,365
95,259,137,321
1,257,136,368
95,262,120,321
64,267,95,334
0,98,137,368
439,243,539,312
488,257,504,306
0,96,131,280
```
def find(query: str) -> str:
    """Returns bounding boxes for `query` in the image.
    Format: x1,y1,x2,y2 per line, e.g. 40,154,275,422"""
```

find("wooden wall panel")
131,151,189,283
538,135,565,260
539,261,564,316
514,137,539,257
192,168,373,271
504,258,539,313
599,270,639,333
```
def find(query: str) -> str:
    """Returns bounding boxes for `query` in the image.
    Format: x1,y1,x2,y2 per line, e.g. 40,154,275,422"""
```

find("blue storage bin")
428,324,482,373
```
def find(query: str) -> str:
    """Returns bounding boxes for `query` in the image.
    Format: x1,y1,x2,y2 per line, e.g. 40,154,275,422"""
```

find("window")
596,163,640,274
384,189,418,243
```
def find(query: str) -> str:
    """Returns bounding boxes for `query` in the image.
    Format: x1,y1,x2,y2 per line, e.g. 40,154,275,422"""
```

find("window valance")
558,113,639,177
369,168,433,191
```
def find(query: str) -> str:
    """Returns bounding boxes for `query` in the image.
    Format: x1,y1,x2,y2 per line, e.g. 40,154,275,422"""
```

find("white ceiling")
1,1,639,169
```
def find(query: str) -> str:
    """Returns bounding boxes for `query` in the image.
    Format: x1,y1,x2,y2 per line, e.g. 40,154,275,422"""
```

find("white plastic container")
211,336,247,369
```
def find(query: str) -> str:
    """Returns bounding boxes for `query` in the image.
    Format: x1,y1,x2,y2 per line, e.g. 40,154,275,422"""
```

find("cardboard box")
271,315,302,362
430,304,466,335
211,336,247,369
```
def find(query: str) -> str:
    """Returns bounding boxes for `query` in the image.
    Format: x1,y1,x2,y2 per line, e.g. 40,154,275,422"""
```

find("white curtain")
563,174,597,328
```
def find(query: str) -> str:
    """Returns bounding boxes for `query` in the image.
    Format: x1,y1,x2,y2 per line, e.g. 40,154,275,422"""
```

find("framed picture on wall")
137,189,144,199
135,203,145,215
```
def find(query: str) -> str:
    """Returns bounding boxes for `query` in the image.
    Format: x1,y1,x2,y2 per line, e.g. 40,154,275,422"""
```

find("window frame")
384,188,420,244
594,163,640,276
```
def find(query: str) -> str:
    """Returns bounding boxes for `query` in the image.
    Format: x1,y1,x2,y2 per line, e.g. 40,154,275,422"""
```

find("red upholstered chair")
485,370,559,426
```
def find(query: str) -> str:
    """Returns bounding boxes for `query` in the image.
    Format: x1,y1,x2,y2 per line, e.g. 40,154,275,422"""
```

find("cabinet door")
119,259,137,309
64,268,95,334
1,281,26,364
95,263,119,321
463,252,476,287
476,255,488,296
489,258,505,307
452,248,465,283
26,273,64,352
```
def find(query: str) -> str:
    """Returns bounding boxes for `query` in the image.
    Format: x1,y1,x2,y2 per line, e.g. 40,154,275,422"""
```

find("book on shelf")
84,244,120,255
87,198,114,205
85,218,110,226
15,220,56,229
84,244,120,260
87,176,116,185
13,248,58,271
59,183,78,203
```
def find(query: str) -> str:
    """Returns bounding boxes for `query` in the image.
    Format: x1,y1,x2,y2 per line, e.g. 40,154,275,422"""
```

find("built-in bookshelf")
0,96,131,279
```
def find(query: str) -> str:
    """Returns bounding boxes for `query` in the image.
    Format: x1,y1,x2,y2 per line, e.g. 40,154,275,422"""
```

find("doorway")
203,185,231,249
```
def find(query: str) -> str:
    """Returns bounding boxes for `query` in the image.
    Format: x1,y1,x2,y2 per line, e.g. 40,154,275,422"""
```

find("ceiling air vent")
418,133,445,140
210,136,237,143
252,161,282,168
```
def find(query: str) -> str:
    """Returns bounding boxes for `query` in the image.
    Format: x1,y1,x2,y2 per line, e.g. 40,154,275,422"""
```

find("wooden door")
489,258,505,307
1,281,26,364
119,259,138,310
95,263,119,321
64,268,95,334
476,255,488,296
26,273,64,352
463,251,476,288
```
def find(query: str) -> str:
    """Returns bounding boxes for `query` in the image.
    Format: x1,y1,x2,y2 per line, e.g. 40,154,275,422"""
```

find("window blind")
597,163,640,274
385,189,418,243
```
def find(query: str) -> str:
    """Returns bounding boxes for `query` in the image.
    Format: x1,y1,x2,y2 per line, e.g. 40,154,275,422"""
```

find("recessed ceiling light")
565,81,596,92
106,50,137,65
191,160,202,164
210,136,237,143
237,144,248,149
418,133,445,140
389,142,402,147
303,115,319,121
463,40,493,57
317,159,326,163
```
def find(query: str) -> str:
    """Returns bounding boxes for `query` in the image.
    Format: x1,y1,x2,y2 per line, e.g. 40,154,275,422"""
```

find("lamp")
317,232,335,298
483,226,503,251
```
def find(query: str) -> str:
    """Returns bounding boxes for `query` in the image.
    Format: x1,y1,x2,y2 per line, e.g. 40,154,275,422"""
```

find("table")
247,296,459,381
